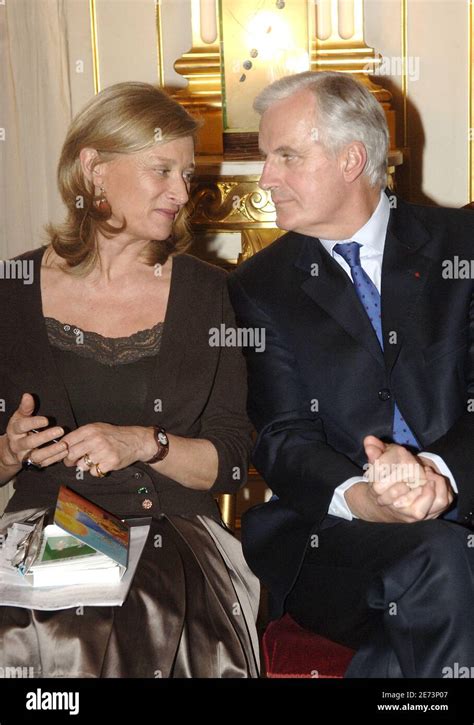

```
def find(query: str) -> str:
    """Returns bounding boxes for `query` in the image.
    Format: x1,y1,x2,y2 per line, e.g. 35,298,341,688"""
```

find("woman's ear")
79,148,102,184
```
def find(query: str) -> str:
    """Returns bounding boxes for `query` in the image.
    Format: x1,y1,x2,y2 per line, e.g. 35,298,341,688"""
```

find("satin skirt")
0,512,260,678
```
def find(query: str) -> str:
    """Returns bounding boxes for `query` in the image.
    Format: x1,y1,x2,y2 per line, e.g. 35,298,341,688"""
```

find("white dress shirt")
319,191,457,520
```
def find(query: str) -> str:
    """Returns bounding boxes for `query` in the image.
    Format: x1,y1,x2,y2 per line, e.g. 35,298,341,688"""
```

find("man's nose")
259,160,278,191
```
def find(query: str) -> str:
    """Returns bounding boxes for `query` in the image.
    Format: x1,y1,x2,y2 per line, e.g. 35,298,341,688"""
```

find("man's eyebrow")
258,145,300,157
275,145,299,154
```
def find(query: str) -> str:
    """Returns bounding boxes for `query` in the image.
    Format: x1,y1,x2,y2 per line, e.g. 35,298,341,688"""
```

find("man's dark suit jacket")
228,195,474,615
0,247,252,521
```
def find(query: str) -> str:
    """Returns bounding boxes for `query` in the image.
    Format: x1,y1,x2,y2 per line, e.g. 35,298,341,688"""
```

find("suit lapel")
381,197,435,373
294,235,385,366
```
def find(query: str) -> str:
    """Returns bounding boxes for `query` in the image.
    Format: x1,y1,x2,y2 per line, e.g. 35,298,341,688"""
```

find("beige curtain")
0,0,73,512
0,0,72,260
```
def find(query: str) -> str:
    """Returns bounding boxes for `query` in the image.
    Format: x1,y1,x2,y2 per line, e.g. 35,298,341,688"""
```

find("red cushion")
263,613,355,679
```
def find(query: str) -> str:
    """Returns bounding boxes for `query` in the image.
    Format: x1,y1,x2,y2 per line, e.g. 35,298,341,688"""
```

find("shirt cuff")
328,477,366,520
418,452,458,493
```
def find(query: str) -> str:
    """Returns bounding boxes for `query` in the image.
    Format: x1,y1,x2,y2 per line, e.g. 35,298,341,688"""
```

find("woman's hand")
0,393,68,469
61,423,155,477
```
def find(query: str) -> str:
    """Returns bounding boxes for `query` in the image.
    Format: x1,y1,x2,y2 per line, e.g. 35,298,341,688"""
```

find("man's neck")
299,186,383,241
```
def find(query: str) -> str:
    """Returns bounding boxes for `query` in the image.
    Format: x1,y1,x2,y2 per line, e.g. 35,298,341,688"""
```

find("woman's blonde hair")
45,82,200,274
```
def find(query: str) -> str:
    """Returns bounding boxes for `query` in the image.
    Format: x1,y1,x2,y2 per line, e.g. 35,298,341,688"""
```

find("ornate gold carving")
191,178,276,228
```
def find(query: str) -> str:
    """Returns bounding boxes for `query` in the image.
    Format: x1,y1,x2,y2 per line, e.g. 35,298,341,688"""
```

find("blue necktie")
333,242,419,449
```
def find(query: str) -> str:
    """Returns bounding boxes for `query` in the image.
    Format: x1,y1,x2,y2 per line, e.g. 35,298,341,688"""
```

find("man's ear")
79,147,102,184
340,141,367,183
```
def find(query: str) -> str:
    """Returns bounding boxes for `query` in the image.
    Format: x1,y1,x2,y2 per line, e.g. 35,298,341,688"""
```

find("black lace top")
45,317,163,427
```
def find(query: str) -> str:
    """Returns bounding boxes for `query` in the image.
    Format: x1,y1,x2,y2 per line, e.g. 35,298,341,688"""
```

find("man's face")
258,89,348,239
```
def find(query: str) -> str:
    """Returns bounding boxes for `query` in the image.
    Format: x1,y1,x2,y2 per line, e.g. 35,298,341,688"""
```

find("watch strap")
145,426,169,464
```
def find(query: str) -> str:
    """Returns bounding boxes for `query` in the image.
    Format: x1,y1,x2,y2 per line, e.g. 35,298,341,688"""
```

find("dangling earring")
96,185,111,216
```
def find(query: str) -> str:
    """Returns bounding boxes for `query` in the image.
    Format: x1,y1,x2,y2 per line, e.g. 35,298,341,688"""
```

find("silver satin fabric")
0,510,260,678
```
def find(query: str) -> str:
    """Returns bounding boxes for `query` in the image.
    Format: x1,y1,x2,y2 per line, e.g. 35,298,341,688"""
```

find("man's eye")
156,168,170,176
183,173,194,183
282,154,295,161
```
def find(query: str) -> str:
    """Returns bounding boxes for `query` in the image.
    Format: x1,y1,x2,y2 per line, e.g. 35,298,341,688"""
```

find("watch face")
158,432,168,445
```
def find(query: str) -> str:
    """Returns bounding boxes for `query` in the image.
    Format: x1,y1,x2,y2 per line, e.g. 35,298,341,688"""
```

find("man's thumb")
364,435,386,464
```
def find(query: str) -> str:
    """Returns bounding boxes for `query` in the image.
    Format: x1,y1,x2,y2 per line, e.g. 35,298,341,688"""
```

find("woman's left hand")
61,423,153,477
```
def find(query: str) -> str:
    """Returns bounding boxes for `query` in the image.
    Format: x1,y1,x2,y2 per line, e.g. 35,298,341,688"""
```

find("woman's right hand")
0,393,69,469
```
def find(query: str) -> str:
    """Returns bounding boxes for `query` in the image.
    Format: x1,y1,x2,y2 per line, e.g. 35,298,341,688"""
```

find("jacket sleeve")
424,290,474,519
0,279,22,437
200,276,254,494
227,272,362,525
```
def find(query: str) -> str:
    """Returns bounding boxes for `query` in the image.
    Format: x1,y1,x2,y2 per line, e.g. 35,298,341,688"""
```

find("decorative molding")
155,0,164,87
89,0,101,94
191,177,276,229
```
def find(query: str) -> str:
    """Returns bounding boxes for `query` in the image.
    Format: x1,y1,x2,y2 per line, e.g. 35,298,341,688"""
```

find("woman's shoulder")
11,245,47,263
0,246,45,300
174,253,227,287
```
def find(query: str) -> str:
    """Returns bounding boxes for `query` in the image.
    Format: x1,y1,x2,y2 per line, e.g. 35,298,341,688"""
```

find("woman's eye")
156,168,170,176
183,173,194,183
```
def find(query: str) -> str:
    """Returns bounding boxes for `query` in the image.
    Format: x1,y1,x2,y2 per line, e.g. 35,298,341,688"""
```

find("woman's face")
95,136,195,243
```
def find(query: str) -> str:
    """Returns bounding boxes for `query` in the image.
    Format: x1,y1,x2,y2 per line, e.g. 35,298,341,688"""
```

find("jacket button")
378,388,391,401
133,472,143,479
142,499,153,510
137,486,149,495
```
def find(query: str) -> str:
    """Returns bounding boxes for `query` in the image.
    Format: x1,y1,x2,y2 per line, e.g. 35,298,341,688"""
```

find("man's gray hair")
254,71,389,189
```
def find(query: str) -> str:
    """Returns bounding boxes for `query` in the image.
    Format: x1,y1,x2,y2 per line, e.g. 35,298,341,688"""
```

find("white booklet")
27,524,126,587
0,508,150,610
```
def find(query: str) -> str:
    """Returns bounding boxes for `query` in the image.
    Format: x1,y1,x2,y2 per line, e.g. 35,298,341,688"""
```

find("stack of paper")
0,487,151,609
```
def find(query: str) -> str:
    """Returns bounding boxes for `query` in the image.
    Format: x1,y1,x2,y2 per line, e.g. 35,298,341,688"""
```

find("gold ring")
83,453,93,468
95,463,106,478
83,453,95,469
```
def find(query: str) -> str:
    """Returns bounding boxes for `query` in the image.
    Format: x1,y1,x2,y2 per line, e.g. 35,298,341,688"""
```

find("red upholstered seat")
263,613,355,679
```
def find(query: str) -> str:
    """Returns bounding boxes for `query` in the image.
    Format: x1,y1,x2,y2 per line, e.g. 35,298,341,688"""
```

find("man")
228,71,474,677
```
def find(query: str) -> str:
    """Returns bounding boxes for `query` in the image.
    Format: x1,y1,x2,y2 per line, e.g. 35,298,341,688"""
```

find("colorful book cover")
53,486,129,568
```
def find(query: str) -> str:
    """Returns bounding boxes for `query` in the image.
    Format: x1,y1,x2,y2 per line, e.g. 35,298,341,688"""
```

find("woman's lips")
155,209,177,219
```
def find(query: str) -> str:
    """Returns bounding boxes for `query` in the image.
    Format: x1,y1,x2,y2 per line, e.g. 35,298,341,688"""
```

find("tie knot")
333,241,361,269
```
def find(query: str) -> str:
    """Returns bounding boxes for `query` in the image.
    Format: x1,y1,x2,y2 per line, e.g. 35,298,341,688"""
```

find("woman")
0,82,259,677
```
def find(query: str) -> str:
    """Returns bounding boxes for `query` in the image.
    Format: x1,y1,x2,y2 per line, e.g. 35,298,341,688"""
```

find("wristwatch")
145,426,169,464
